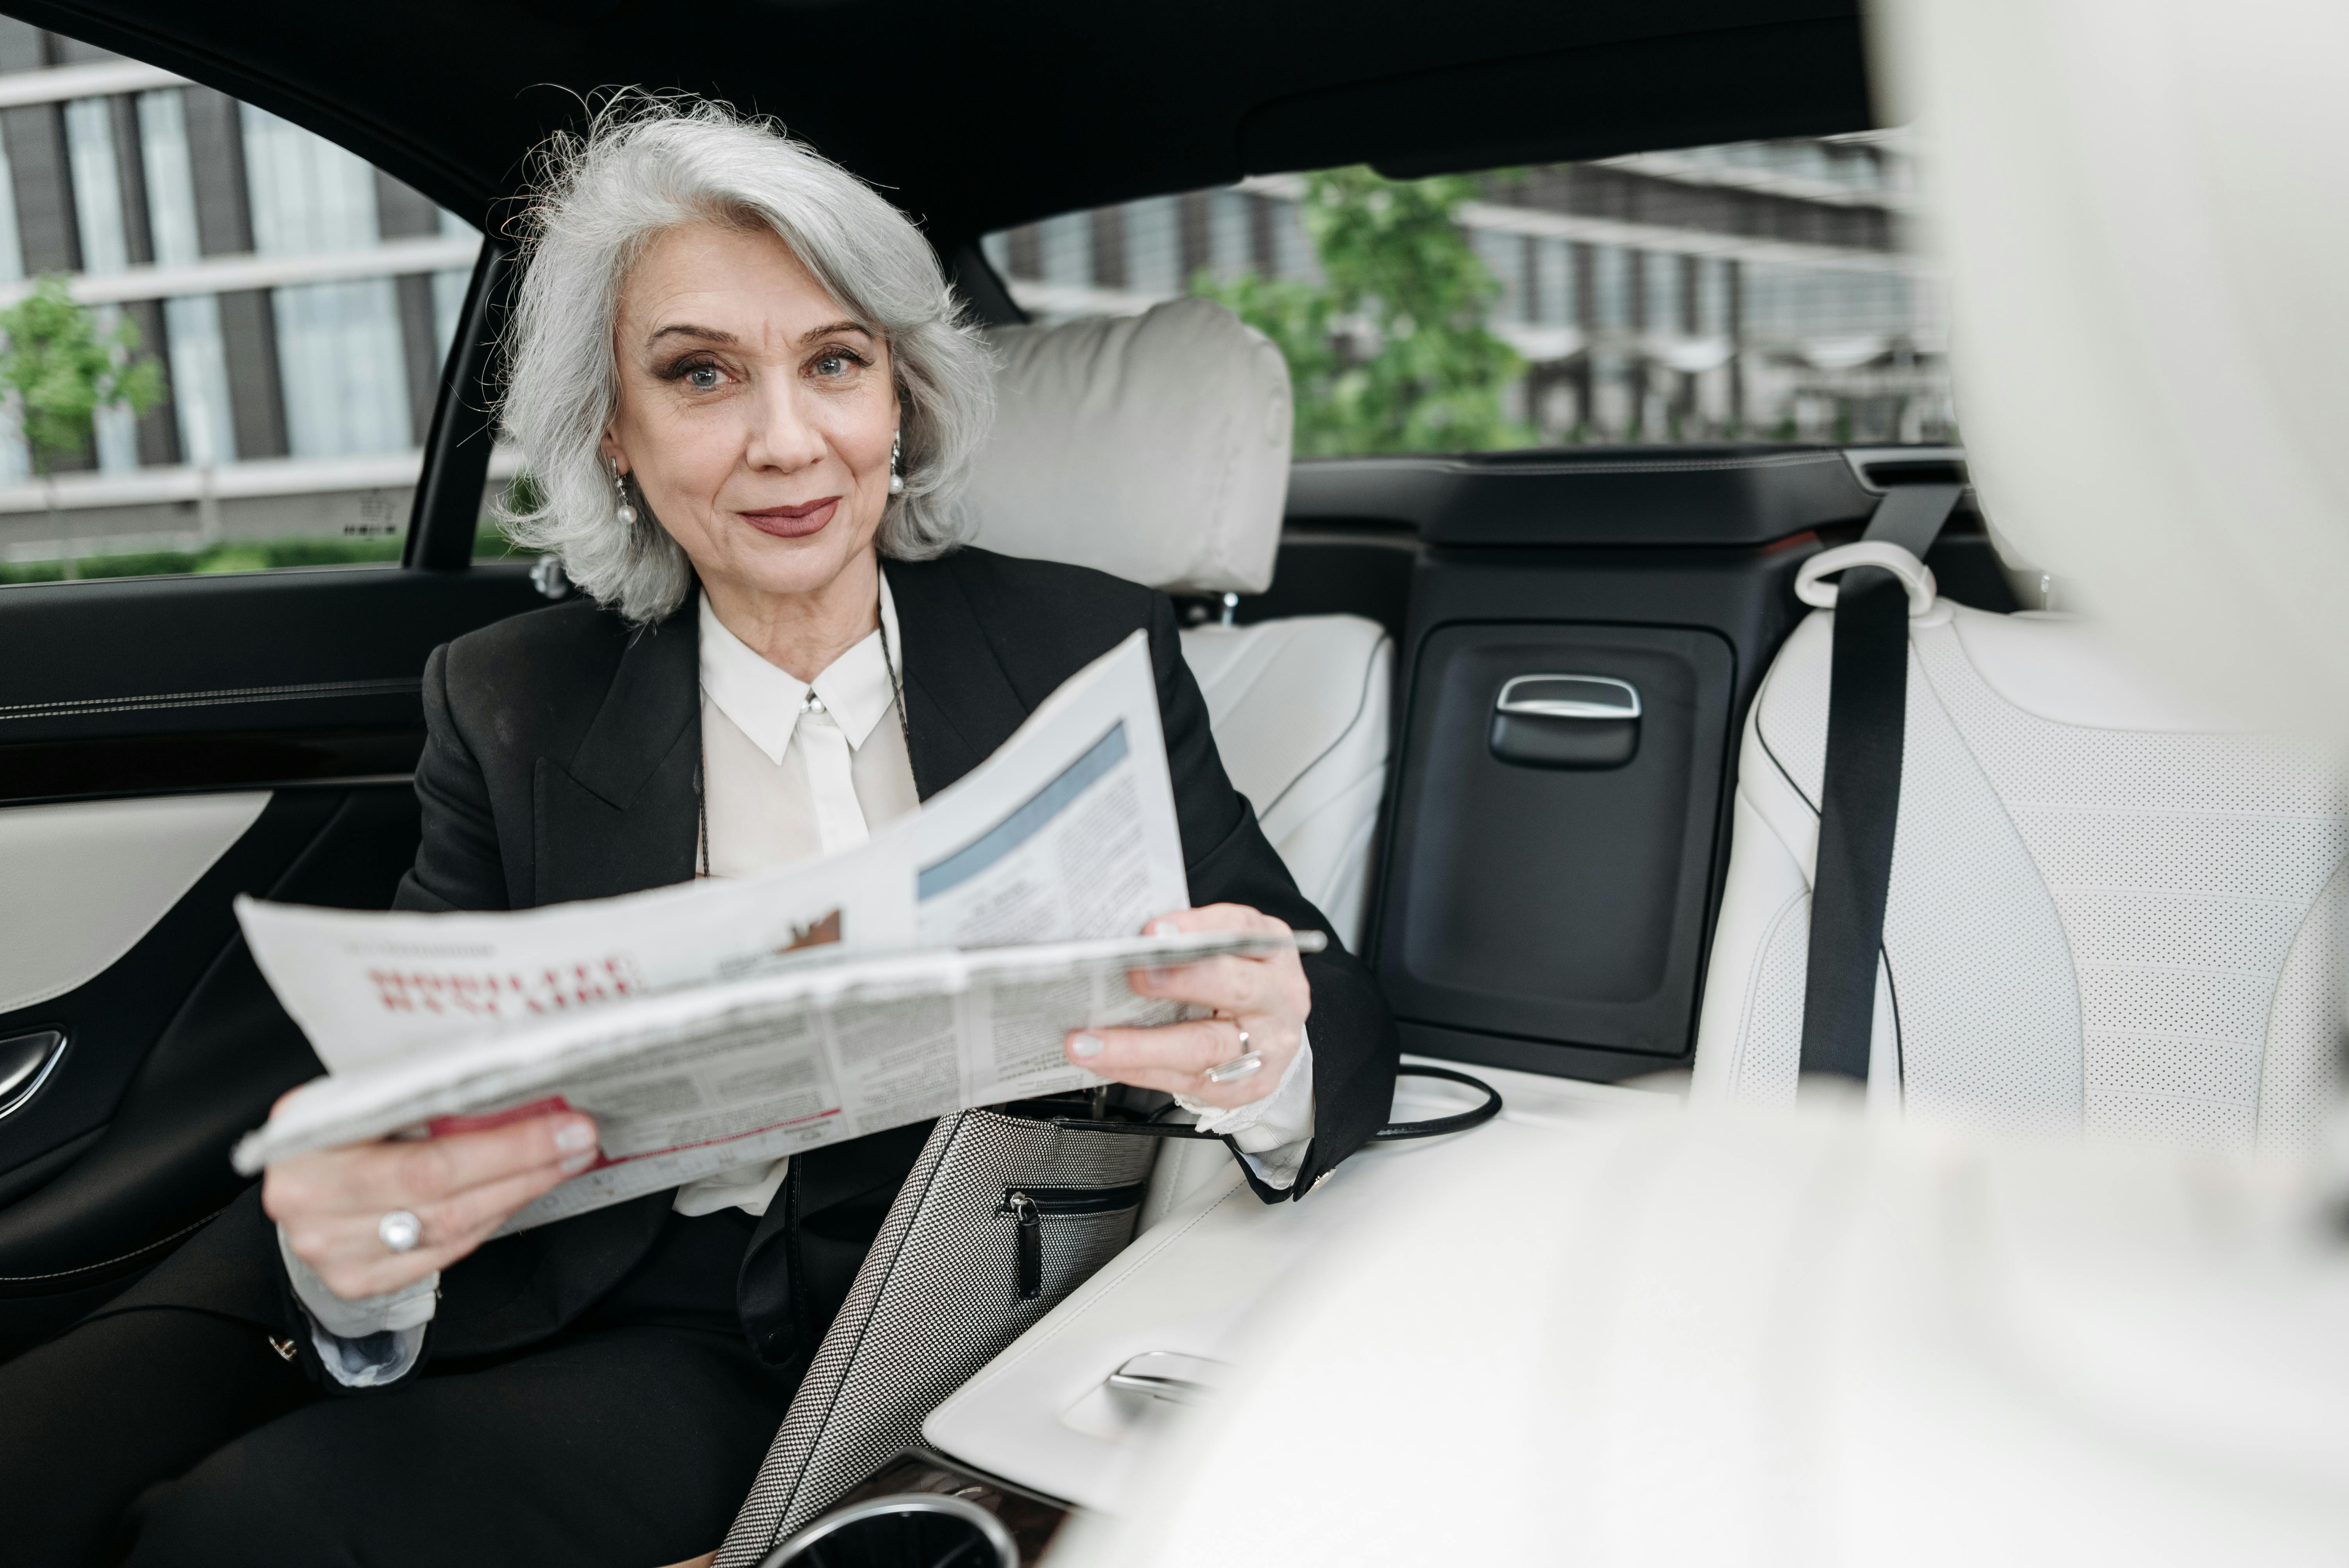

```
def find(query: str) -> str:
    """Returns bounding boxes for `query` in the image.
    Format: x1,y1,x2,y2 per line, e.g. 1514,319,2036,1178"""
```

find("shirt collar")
697,572,902,766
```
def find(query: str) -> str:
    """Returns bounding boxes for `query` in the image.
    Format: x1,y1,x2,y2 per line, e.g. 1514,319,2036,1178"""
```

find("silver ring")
378,1210,422,1254
1204,1027,1263,1085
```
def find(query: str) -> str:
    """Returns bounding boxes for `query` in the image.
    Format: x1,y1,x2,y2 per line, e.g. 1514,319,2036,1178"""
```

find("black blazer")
114,547,1398,1380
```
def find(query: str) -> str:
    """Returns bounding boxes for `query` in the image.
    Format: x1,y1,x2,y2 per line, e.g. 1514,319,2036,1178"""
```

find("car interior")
3,0,2337,1561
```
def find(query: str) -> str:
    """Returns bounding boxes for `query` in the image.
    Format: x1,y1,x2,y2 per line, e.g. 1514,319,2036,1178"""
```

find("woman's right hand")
262,1107,599,1300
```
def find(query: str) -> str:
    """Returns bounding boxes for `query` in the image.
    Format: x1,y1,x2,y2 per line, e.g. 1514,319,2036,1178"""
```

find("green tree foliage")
0,274,167,476
1197,168,1529,454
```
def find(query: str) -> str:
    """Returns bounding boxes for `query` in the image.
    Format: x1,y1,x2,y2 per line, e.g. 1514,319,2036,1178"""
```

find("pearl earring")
888,431,905,497
610,456,637,526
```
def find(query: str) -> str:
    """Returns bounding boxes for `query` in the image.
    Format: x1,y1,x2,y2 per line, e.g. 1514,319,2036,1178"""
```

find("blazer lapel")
884,557,1032,801
532,600,701,906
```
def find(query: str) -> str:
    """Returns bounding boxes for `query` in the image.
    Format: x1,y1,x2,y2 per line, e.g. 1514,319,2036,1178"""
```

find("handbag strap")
1049,1063,1504,1146
1366,1064,1503,1142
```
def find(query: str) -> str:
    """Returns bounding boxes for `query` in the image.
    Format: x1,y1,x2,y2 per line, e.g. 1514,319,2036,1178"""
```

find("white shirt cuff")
672,1154,790,1216
278,1224,438,1387
1176,1028,1316,1191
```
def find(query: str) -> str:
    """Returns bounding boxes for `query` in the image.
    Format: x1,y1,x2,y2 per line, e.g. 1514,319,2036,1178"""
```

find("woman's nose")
743,384,828,473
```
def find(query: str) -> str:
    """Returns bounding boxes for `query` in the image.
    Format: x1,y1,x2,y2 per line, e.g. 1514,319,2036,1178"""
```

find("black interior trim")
1253,18,1875,179
0,565,545,741
407,240,518,570
1399,1020,1682,1085
941,237,1027,328
1288,447,1882,547
7,1,1873,239
0,730,422,807
0,676,420,724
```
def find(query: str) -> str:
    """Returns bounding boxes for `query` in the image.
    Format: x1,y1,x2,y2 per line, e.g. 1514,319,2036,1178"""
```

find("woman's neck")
700,550,881,683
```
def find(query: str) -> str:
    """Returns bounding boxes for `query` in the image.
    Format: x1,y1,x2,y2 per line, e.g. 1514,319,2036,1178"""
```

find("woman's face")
603,220,898,606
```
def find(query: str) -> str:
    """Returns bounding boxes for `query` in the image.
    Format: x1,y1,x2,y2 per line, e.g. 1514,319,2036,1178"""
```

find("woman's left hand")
1063,903,1311,1108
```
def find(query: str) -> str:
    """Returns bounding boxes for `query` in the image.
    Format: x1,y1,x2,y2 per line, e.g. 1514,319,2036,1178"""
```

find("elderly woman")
0,99,1398,1568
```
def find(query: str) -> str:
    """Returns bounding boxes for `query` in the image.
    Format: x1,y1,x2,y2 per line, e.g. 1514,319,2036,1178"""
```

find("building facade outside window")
0,21,499,582
984,134,1950,454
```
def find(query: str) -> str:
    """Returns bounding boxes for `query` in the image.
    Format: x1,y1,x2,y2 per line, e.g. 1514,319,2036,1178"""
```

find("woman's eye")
813,351,862,378
685,364,723,391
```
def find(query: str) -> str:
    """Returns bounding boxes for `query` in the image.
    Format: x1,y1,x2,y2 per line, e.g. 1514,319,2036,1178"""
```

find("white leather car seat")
959,296,1392,951
1692,575,2348,1151
1174,618,1390,953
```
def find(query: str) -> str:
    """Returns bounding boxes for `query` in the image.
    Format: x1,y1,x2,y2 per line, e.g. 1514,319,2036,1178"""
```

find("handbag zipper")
1000,1182,1150,1300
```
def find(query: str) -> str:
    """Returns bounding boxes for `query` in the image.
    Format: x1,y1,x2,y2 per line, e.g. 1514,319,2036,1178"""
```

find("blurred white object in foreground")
1049,1102,2349,1566
1871,0,2349,731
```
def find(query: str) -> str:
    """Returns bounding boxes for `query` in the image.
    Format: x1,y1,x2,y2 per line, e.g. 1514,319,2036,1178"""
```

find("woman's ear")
598,429,625,472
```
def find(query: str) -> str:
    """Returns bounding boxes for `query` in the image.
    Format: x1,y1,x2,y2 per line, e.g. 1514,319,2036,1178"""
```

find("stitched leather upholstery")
1693,599,2348,1150
1179,617,1392,954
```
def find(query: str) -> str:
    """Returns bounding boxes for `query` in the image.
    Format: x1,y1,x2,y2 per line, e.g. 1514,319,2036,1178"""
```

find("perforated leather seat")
1176,617,1391,952
1693,587,2348,1151
959,297,1391,951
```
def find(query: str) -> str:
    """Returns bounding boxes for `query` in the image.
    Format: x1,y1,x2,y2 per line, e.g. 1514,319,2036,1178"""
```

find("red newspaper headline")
367,958,642,1018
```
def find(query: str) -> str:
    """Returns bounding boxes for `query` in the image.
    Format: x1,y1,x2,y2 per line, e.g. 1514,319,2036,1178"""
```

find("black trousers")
0,1210,795,1568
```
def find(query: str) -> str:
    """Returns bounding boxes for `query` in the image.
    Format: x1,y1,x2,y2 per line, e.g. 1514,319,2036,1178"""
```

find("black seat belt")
1798,483,1967,1085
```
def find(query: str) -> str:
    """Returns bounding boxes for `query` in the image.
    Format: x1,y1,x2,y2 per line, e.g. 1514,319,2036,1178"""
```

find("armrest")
923,1061,1661,1511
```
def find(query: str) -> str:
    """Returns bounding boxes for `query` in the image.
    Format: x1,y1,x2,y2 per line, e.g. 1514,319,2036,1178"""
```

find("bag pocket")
1000,1181,1149,1300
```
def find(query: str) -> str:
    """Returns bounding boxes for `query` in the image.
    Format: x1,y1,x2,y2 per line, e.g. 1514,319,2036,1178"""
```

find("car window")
0,21,495,583
982,135,1945,455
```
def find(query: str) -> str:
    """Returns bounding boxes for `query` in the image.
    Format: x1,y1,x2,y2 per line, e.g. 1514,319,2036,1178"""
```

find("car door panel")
0,791,269,1014
0,783,433,1356
0,563,544,1359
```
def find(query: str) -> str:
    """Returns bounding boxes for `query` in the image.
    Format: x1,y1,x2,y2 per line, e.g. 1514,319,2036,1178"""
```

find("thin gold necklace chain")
698,581,907,880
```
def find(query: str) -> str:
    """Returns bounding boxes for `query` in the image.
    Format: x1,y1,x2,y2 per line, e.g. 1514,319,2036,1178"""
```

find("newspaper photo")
232,631,1321,1230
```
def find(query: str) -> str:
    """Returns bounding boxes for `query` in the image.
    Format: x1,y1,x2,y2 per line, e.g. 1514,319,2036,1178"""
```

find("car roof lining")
9,0,1875,244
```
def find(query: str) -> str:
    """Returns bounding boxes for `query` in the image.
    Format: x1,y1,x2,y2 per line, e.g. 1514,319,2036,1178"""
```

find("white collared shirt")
694,576,921,875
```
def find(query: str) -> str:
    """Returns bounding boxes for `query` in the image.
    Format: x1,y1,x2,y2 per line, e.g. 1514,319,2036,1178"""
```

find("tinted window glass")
983,135,1948,456
0,21,496,583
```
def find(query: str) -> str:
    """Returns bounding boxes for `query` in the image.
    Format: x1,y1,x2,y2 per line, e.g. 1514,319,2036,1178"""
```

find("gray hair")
495,94,993,623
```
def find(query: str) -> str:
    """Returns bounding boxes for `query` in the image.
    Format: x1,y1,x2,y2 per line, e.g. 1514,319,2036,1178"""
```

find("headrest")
1877,0,2349,730
960,297,1292,596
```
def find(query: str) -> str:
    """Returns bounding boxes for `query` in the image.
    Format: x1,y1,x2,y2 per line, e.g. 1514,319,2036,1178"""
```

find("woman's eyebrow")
801,320,873,343
646,323,738,347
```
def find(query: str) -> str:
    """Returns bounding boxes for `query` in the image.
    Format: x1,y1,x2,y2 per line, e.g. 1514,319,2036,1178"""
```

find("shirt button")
1311,1170,1333,1192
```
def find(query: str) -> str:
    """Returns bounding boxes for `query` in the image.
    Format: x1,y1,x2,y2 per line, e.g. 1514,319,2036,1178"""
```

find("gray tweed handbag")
713,1106,1162,1566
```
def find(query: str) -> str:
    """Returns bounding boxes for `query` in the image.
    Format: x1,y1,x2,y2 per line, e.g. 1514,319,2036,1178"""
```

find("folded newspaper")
232,630,1321,1231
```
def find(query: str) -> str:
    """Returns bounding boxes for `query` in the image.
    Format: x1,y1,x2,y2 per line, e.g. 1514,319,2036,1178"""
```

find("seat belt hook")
1795,541,1939,617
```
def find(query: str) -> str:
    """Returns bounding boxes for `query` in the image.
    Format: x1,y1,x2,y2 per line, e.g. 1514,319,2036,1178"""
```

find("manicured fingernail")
1147,969,1175,985
1070,1034,1104,1058
560,1151,597,1174
1147,919,1177,936
556,1120,596,1153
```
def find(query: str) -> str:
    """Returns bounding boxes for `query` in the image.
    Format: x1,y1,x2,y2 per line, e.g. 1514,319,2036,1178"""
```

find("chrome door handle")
1105,1351,1230,1406
1490,674,1642,769
0,1029,66,1119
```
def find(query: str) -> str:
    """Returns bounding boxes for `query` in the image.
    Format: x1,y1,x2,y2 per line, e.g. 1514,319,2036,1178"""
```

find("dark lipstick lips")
738,496,840,538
